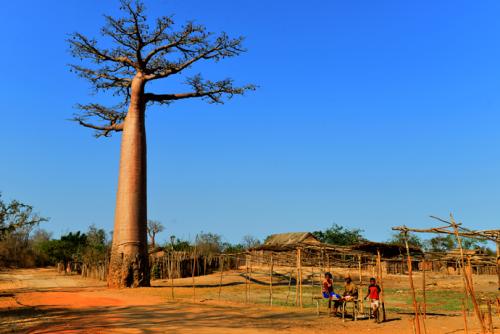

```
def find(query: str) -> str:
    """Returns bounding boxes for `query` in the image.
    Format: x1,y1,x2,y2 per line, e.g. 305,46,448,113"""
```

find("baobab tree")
147,220,164,249
69,0,254,288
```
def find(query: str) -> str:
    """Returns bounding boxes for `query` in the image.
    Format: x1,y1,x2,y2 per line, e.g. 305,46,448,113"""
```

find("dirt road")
0,268,495,333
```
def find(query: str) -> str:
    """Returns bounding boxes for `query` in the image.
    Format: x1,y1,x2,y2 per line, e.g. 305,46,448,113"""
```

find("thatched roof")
350,241,424,258
426,248,496,265
253,232,320,251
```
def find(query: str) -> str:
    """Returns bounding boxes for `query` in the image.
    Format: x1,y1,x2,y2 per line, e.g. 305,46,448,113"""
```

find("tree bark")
107,74,150,288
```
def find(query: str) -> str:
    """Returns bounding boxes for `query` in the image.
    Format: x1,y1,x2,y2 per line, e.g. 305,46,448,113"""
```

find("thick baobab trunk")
108,76,150,288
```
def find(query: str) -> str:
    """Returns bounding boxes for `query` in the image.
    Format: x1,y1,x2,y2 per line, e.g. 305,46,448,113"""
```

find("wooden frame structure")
393,214,499,334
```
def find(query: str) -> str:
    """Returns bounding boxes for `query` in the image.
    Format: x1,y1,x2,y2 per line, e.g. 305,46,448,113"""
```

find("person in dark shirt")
364,277,382,322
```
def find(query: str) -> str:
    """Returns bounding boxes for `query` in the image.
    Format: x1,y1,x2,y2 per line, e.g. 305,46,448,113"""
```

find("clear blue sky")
1,0,499,246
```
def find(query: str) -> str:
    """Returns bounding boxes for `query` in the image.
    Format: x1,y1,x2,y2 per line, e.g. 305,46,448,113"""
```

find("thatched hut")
425,248,497,275
257,232,321,251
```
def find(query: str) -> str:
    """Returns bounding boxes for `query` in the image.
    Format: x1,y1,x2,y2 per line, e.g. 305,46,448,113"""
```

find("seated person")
322,272,340,314
333,273,358,313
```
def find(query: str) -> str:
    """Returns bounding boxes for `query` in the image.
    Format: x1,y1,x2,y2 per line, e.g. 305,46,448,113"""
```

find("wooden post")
419,303,427,334
496,240,500,292
218,255,224,301
192,251,197,302
462,298,469,334
311,264,314,305
403,231,421,334
358,255,362,284
245,255,249,303
295,249,299,306
488,300,495,334
269,253,273,306
249,254,252,303
487,300,494,334
170,252,175,300
298,248,303,307
422,258,427,319
376,250,386,322
286,270,293,305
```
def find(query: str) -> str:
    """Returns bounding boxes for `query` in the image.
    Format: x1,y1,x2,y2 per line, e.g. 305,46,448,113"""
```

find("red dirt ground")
0,268,497,333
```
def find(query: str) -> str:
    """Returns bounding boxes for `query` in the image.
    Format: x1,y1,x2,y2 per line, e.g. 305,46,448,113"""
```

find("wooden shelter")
257,232,321,251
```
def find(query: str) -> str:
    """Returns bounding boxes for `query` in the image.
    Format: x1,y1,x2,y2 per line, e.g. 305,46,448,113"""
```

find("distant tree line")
1,191,492,268
0,193,263,268
312,223,493,254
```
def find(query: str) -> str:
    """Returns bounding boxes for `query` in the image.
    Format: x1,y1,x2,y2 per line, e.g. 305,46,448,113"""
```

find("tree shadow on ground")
1,301,321,333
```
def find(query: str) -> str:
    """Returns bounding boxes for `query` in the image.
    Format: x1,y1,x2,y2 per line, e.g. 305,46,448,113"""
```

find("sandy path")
0,268,496,333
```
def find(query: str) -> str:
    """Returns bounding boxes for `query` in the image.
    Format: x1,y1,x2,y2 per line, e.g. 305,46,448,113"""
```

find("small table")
340,299,360,322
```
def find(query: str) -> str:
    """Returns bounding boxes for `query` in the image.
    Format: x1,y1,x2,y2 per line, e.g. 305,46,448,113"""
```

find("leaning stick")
402,231,421,334
451,216,486,333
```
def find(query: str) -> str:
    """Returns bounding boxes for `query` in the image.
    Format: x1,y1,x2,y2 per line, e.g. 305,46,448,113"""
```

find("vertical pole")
298,248,303,307
295,249,299,306
422,257,427,319
170,252,175,300
377,249,386,322
487,300,494,334
191,250,196,302
286,270,293,305
462,298,469,334
249,254,252,303
403,231,421,334
269,253,273,306
496,240,500,292
358,255,362,284
419,303,427,334
218,255,224,301
311,264,314,304
245,255,249,303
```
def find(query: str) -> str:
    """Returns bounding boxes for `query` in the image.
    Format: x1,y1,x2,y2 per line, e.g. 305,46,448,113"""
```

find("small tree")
194,232,223,256
0,193,48,239
147,220,164,249
69,0,254,287
83,225,109,265
312,224,366,246
241,235,260,249
388,232,423,249
424,235,456,252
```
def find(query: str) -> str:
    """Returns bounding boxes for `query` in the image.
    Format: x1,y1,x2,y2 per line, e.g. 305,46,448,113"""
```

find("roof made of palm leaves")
254,232,320,251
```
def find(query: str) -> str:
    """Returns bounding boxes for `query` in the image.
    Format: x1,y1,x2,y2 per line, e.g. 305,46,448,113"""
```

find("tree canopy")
312,224,366,246
0,193,48,239
69,0,255,137
387,232,424,248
